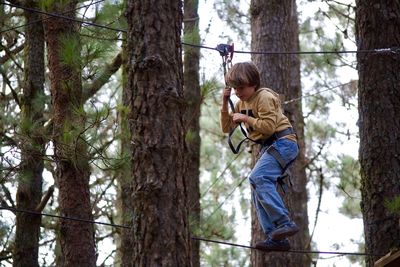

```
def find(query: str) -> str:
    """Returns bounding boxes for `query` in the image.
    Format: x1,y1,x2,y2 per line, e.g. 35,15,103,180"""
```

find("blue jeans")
249,138,298,236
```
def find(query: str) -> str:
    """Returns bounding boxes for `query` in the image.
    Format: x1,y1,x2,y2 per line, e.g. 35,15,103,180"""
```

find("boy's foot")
255,237,290,251
271,221,299,240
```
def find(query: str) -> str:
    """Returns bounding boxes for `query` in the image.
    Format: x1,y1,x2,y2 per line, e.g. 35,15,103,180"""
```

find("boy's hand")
222,87,232,101
232,113,248,123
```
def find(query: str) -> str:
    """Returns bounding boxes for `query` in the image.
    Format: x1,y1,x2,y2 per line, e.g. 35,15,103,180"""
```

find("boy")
220,62,299,251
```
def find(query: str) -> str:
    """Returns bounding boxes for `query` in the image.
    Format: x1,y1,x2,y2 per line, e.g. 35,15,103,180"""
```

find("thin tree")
183,0,201,266
355,1,400,266
13,2,45,266
116,32,134,267
250,1,311,266
43,1,96,265
126,0,191,266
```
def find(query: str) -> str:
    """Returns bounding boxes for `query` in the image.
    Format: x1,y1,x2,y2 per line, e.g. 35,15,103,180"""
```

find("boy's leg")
250,139,299,241
251,187,274,235
249,152,290,227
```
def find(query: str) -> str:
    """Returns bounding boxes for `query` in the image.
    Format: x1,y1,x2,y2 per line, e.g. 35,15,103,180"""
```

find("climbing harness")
217,43,297,191
217,43,259,154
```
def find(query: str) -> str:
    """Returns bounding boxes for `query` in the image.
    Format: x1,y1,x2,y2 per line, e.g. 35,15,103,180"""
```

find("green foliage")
201,76,222,100
40,0,71,11
335,155,362,218
385,196,400,215
39,0,55,10
60,34,82,70
32,91,48,112
185,129,196,144
92,1,127,30
305,120,336,146
183,27,201,45
213,0,250,47
201,242,249,267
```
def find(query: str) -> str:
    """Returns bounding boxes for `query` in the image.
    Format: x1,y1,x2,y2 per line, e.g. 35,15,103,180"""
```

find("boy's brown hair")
225,62,261,90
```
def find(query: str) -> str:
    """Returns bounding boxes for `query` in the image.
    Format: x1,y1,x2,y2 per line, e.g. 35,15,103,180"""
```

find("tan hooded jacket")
220,88,296,142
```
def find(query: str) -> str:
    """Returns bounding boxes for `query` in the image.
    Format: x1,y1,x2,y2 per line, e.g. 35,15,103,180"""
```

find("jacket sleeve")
246,93,278,137
220,110,234,133
220,101,239,133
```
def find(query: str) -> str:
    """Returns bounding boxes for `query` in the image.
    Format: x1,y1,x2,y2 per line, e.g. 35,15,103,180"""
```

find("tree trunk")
355,1,400,266
250,1,311,266
183,0,201,266
126,1,191,266
43,2,96,266
116,39,134,266
13,3,45,266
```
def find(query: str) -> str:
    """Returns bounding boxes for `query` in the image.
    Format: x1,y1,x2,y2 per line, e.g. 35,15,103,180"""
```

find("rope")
0,206,130,229
0,204,384,258
0,0,106,34
183,42,400,55
191,236,385,257
2,2,399,55
0,1,124,33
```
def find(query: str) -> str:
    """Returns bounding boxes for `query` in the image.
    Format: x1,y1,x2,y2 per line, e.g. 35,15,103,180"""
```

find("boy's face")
233,85,256,101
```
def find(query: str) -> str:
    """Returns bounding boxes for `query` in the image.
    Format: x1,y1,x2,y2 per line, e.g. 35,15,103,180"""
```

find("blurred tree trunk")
43,2,96,266
126,1,191,266
116,37,134,266
183,0,201,266
250,1,311,266
355,1,400,266
13,3,45,266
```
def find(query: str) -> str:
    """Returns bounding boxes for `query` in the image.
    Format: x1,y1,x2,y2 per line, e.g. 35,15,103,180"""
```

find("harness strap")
276,171,293,194
266,145,287,169
228,127,295,155
266,143,298,194
261,127,296,147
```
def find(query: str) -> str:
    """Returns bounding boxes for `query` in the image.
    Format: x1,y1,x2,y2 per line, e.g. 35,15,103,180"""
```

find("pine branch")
82,51,123,102
35,185,54,212
0,65,21,108
0,43,24,65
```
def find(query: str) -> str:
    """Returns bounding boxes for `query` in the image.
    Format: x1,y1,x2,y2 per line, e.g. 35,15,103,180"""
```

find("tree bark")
126,1,191,266
355,1,400,266
13,2,45,266
183,0,201,266
250,1,311,266
43,2,96,266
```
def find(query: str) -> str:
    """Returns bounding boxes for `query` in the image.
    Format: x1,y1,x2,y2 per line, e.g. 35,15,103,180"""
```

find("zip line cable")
182,41,400,55
0,206,131,229
2,2,399,55
191,236,385,257
283,81,352,105
0,0,106,34
0,1,124,34
0,206,380,257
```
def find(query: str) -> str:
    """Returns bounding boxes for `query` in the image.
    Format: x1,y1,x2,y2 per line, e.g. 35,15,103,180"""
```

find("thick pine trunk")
126,1,191,266
13,5,45,267
43,2,96,266
183,0,201,266
355,1,400,266
250,1,311,266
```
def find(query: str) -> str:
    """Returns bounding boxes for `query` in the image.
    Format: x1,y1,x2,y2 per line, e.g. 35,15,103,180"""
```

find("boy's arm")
220,87,235,133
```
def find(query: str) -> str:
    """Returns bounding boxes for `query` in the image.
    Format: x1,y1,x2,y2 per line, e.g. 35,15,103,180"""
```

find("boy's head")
225,62,261,90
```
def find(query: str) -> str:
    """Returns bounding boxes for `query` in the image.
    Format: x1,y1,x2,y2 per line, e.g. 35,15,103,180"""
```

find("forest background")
197,1,361,267
0,0,398,266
